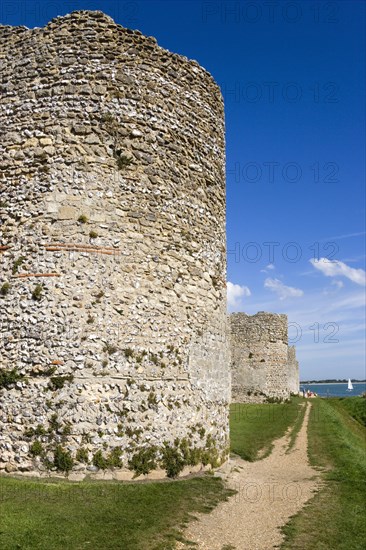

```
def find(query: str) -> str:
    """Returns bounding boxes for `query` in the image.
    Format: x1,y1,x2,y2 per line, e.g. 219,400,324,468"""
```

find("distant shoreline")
300,382,365,386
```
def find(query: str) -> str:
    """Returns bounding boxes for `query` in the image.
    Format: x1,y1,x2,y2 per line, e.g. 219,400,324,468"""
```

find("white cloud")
227,281,251,308
264,278,304,300
321,231,365,241
260,263,275,273
324,292,366,312
310,258,366,286
322,279,344,295
332,280,344,289
240,284,365,380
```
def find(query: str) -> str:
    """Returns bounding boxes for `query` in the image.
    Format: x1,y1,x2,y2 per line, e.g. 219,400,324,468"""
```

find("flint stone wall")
287,346,299,394
0,11,230,478
230,312,299,402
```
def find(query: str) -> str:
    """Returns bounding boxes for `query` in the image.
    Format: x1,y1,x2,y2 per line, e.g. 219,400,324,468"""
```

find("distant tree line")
300,379,366,384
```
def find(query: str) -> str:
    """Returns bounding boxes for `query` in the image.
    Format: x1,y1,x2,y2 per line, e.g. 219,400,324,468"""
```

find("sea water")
300,382,366,398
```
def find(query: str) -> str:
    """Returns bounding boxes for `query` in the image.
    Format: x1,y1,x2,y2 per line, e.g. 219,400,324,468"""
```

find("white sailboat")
347,378,353,391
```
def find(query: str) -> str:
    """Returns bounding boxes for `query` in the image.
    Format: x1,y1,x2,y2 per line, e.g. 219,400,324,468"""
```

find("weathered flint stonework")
230,312,299,402
0,11,230,479
287,346,300,395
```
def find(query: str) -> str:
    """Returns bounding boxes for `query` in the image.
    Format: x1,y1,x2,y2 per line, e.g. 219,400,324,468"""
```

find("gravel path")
177,402,319,550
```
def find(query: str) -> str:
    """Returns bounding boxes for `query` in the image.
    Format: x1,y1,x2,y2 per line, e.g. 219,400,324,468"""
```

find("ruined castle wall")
230,312,290,402
287,346,299,394
0,11,229,478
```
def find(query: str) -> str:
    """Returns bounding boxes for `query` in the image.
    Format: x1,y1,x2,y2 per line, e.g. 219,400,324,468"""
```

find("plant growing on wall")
48,375,74,391
128,446,158,477
92,447,123,470
114,150,133,170
53,445,74,472
100,111,134,171
76,447,89,464
12,256,25,274
160,442,185,478
103,343,118,355
0,282,10,296
32,284,43,301
0,368,24,389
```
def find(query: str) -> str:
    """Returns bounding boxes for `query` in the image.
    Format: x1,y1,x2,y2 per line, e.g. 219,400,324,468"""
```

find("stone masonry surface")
230,312,299,402
287,345,300,395
0,11,230,479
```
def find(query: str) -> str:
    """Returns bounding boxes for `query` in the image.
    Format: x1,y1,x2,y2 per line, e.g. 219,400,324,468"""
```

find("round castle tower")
0,11,229,478
230,312,291,403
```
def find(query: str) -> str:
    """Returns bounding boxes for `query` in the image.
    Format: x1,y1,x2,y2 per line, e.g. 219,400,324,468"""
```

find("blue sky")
2,0,365,380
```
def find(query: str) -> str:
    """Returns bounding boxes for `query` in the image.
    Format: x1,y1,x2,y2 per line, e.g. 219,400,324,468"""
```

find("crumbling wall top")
0,10,221,94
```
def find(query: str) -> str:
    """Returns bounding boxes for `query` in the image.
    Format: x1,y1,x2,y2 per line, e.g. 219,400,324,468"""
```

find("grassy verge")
281,398,366,549
332,396,366,427
230,396,304,461
0,474,235,549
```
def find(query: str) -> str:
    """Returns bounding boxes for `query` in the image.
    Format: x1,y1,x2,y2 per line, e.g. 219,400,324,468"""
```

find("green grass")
332,396,366,427
4,397,362,550
286,400,307,453
0,474,235,549
230,397,304,461
281,398,366,550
